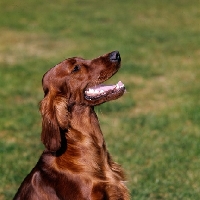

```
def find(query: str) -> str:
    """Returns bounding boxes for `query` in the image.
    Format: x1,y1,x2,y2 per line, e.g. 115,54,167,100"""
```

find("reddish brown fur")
14,51,130,200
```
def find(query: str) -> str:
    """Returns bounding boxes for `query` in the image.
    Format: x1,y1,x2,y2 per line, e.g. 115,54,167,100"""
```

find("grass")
0,0,200,199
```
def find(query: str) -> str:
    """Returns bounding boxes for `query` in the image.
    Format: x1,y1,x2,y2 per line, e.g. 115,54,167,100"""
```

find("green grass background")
0,0,200,199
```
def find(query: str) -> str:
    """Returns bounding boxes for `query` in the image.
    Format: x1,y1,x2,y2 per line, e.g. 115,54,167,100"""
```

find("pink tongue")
91,84,115,92
91,81,123,91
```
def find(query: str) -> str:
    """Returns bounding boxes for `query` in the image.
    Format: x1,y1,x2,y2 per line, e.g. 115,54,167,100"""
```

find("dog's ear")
40,92,69,152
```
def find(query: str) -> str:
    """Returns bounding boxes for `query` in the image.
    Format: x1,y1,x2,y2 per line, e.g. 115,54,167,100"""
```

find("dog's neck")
69,104,104,147
54,104,108,175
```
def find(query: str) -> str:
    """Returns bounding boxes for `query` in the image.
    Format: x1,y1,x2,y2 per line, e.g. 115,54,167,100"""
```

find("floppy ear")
40,93,69,152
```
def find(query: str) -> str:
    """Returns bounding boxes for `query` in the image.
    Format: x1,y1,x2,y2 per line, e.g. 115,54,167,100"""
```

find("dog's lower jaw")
84,88,125,106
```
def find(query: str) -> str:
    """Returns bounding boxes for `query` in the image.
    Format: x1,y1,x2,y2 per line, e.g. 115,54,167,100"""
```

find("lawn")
0,0,200,199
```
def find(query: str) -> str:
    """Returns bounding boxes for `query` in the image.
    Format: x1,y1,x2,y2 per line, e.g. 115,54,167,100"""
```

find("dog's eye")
72,65,80,73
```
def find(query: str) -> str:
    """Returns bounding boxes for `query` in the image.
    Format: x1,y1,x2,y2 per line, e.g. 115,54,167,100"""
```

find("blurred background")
0,0,200,199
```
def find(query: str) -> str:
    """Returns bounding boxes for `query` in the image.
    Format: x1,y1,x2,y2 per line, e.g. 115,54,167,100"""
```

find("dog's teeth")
116,81,124,89
85,89,93,94
85,81,125,98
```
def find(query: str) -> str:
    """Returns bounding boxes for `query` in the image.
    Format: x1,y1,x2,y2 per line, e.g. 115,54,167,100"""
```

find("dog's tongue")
96,81,124,91
85,81,124,96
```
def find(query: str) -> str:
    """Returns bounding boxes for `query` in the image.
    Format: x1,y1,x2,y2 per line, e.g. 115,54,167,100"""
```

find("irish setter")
14,51,130,200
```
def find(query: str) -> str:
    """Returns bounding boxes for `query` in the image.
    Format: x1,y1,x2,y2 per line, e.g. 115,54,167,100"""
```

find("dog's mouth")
84,81,125,101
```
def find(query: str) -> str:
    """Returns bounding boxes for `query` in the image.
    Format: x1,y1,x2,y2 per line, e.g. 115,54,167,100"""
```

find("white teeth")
86,89,104,94
85,81,125,96
116,81,124,89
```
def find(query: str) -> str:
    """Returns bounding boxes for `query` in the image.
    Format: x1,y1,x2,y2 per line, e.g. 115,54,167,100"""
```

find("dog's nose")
110,51,121,62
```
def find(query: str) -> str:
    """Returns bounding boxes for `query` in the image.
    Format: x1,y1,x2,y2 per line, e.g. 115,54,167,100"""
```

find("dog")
13,51,130,200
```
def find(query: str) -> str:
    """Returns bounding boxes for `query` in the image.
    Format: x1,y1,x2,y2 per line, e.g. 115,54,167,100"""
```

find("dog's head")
40,51,125,151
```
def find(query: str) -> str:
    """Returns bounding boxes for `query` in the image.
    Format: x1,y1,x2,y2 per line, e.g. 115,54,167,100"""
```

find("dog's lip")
84,81,125,100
